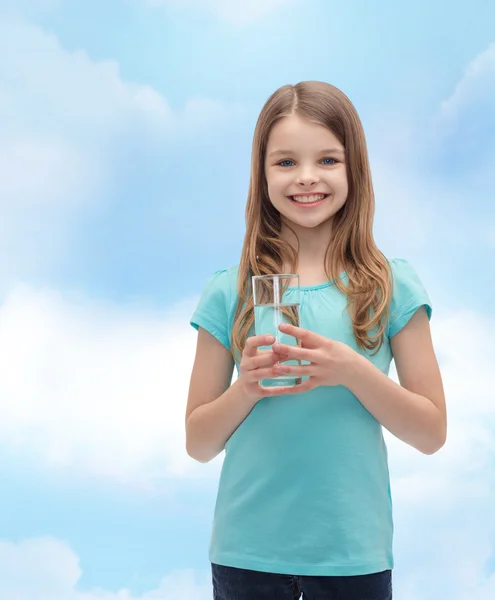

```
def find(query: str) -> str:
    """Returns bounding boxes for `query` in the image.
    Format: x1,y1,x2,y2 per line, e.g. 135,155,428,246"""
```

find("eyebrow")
267,147,345,157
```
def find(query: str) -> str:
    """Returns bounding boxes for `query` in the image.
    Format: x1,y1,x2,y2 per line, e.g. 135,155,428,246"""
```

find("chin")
281,209,337,230
297,219,332,229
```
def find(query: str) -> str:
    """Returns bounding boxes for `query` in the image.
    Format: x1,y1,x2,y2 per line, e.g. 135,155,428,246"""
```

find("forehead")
266,113,343,154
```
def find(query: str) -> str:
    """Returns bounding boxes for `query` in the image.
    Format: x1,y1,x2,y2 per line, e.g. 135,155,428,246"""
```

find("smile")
288,193,329,207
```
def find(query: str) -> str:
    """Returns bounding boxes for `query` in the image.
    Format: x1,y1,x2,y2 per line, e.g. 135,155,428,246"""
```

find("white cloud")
440,43,495,122
0,135,99,286
383,308,495,599
0,16,240,290
0,537,211,600
0,18,173,178
0,19,171,132
426,42,495,254
143,0,296,25
435,41,495,186
0,16,170,289
0,284,224,486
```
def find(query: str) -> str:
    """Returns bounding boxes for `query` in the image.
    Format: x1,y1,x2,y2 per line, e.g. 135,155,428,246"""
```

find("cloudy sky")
0,0,494,598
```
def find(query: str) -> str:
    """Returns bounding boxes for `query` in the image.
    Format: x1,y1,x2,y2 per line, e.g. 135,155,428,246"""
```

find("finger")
243,334,275,357
277,378,316,395
257,384,299,397
247,351,285,371
271,343,315,362
248,365,286,382
278,323,323,348
272,363,316,377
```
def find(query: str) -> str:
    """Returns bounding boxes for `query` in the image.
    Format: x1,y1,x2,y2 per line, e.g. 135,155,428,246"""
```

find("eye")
320,157,337,165
277,159,295,167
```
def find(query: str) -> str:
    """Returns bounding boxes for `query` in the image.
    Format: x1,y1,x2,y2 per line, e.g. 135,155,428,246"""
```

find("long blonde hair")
231,81,392,360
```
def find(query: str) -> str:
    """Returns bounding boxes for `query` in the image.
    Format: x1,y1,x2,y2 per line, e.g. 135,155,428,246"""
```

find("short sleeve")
190,269,231,350
387,259,432,338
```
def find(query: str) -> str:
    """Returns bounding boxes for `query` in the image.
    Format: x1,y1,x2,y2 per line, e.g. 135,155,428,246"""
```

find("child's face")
264,114,348,231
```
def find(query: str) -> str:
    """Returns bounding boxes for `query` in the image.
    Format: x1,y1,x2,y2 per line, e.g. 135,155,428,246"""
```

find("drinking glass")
252,274,302,388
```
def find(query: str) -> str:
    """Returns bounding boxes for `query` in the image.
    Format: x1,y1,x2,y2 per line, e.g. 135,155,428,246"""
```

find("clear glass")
252,274,302,388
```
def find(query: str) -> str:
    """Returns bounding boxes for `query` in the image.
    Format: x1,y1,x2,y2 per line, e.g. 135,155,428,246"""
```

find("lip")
290,192,328,196
288,193,329,208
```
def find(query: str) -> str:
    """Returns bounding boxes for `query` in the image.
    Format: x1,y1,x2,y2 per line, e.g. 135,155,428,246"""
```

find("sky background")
0,0,494,598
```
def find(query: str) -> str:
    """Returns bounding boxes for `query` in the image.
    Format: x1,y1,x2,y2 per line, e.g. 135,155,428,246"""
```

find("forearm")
345,356,446,454
186,379,258,463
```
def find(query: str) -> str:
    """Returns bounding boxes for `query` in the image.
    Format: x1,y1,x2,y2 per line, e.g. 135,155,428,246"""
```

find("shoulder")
190,265,239,350
388,257,427,292
195,264,240,315
202,265,239,297
388,257,418,277
386,258,432,338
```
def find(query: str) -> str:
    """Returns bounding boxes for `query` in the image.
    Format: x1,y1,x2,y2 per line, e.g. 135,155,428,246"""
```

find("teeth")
291,194,327,204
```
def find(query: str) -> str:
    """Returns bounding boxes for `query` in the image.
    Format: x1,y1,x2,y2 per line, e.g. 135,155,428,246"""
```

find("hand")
238,334,292,402
270,323,363,394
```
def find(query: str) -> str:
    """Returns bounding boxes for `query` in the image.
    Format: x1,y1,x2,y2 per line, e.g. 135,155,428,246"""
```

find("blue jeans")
212,563,392,600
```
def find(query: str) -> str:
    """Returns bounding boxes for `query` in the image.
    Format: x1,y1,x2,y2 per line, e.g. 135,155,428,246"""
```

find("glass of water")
252,274,301,388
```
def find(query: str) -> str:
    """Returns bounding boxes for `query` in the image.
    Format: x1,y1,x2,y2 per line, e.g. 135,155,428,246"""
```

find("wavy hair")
231,81,392,361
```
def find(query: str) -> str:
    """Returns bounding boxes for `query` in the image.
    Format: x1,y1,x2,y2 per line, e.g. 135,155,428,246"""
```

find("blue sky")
0,0,494,598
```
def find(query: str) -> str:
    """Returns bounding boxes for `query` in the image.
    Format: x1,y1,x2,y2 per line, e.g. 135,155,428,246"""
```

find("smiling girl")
185,81,447,600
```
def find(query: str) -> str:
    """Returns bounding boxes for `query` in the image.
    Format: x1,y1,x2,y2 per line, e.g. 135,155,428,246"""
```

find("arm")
185,328,282,463
185,328,255,463
272,307,447,455
345,307,447,454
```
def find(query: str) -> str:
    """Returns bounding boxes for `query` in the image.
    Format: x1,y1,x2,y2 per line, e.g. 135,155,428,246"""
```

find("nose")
296,165,320,187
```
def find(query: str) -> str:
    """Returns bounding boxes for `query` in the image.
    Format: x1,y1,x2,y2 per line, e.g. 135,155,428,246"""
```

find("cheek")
341,179,349,197
332,172,349,196
266,173,287,198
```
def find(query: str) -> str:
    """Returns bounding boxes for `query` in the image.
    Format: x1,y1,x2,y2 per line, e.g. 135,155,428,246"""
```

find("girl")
185,81,446,600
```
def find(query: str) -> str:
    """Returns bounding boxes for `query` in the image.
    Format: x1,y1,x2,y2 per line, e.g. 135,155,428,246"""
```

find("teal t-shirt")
190,258,432,576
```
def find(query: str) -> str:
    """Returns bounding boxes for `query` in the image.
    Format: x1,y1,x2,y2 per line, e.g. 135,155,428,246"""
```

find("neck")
280,219,336,279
